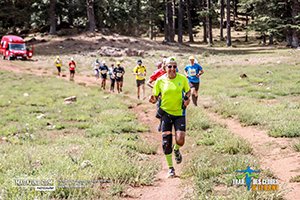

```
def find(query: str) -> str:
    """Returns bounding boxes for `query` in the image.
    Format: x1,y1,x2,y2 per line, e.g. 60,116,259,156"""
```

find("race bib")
117,72,123,77
101,70,107,74
137,73,144,79
189,69,197,76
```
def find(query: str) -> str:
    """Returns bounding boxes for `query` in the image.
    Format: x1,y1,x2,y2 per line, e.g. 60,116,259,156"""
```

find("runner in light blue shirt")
184,55,204,106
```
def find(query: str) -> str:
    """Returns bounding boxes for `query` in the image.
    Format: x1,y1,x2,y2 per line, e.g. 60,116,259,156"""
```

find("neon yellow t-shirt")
153,73,190,116
133,65,146,80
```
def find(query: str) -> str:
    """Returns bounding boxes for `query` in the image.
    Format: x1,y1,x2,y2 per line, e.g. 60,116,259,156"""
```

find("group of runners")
54,56,126,93
91,59,125,93
54,56,77,81
54,55,204,178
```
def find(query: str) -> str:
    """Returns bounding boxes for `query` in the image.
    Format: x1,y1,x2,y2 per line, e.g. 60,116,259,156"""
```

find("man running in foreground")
184,55,204,106
149,57,191,178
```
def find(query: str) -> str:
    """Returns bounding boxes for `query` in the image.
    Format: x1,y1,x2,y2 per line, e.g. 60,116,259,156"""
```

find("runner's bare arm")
197,69,204,77
149,95,157,104
183,90,191,107
184,70,188,77
146,79,154,88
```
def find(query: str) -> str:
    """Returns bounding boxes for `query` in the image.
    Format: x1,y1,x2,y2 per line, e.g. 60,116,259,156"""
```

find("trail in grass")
2,61,299,199
199,97,300,200
0,61,188,199
123,103,187,199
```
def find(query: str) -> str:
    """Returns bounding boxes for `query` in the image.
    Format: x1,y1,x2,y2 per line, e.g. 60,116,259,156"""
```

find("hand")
183,98,190,107
149,95,157,104
196,74,200,78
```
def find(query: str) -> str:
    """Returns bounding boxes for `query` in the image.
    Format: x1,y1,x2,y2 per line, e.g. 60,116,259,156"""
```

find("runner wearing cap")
68,57,76,81
133,59,147,99
113,61,125,93
54,56,62,76
99,61,109,90
149,57,191,178
184,55,204,106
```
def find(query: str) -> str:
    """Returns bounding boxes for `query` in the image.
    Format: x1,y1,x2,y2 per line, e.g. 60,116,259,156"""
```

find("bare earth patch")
199,96,300,200
0,60,190,199
1,41,299,199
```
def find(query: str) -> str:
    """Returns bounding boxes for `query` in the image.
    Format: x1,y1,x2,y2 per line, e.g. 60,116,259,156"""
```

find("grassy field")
34,47,300,138
1,35,299,199
196,49,300,137
181,108,284,200
0,71,158,199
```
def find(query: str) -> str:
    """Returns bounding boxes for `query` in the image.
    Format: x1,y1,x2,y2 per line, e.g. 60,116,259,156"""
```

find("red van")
0,35,33,60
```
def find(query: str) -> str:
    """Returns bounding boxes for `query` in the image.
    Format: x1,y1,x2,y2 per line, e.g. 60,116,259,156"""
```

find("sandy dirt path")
199,97,300,200
0,61,188,200
1,61,299,199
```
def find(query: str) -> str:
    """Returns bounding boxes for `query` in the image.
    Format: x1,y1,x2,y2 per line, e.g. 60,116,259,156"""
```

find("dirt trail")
124,103,187,199
1,62,299,199
0,62,187,200
199,97,300,200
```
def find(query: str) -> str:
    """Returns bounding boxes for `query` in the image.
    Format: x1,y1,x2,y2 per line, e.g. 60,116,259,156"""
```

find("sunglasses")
167,65,177,69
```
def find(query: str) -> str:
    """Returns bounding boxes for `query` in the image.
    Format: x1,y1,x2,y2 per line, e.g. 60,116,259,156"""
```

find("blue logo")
235,166,260,191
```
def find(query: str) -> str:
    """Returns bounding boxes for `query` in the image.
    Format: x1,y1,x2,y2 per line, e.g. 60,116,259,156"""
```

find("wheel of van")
8,56,13,61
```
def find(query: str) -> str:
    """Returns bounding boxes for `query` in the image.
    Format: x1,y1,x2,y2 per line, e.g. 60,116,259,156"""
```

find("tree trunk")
245,14,248,42
286,27,293,47
49,0,56,35
262,33,266,45
164,0,169,42
178,0,183,43
269,33,273,45
68,0,74,26
233,0,238,28
86,0,96,32
186,0,194,42
203,18,207,43
172,0,176,41
291,0,300,47
226,0,231,46
220,0,224,41
207,0,213,45
149,20,154,40
166,0,174,42
136,0,141,36
234,0,238,17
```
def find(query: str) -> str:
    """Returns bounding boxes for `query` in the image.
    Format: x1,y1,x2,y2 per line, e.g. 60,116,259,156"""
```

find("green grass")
3,42,298,198
293,141,300,152
18,40,300,139
183,108,283,200
187,49,300,138
188,109,252,155
290,175,300,183
0,71,158,199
